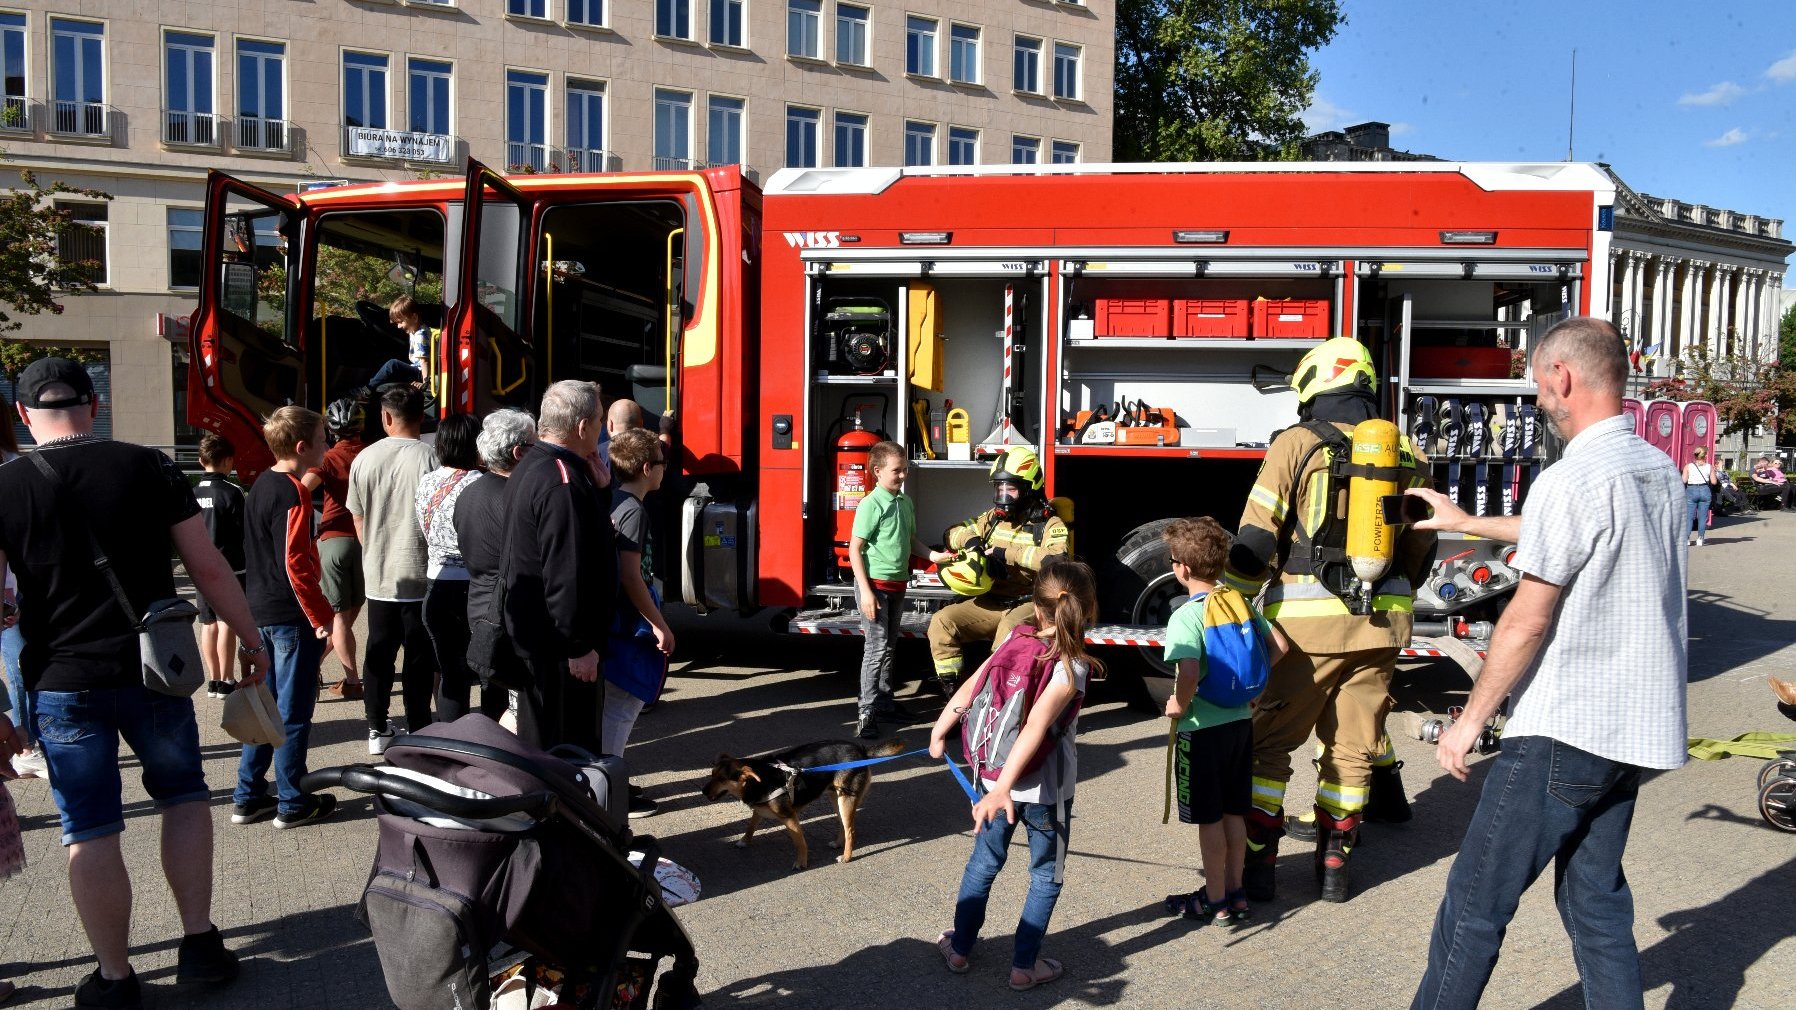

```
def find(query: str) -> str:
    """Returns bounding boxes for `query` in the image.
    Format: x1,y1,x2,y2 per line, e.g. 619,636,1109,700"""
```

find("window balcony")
235,115,294,154
652,155,697,170
344,125,457,164
48,99,111,139
559,146,613,173
506,141,555,173
0,96,30,132
162,109,222,147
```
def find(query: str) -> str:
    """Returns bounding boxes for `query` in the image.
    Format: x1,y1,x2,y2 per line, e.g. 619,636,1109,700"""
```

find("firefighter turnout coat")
927,501,1070,678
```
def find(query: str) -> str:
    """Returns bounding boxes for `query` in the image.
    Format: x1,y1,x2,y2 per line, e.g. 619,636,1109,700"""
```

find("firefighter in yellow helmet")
1224,337,1434,904
926,446,1071,690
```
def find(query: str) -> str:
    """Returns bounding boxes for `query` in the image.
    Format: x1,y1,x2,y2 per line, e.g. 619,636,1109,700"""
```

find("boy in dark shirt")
232,407,338,829
606,428,674,818
194,433,246,699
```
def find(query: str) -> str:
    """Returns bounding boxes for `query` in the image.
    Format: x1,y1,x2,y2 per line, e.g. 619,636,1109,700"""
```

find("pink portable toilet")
1643,400,1682,463
1621,398,1645,437
1679,401,1718,471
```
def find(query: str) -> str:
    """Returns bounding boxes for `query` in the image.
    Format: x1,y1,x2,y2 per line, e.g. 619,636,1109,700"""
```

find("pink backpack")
960,625,1082,787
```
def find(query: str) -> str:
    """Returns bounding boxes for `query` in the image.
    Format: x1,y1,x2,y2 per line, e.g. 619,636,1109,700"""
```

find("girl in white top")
1682,446,1715,546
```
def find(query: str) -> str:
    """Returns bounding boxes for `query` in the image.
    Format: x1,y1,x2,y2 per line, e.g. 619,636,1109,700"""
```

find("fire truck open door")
445,160,541,416
188,170,301,478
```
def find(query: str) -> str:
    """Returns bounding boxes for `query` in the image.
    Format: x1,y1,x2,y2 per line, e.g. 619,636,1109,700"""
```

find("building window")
236,39,286,150
1011,135,1038,164
906,17,936,77
343,51,388,128
50,17,106,136
567,78,606,170
0,12,24,130
787,0,821,59
408,58,451,136
168,207,203,289
949,24,979,85
654,88,692,169
1053,42,1080,100
507,0,548,17
709,0,744,46
948,126,976,165
1013,36,1040,94
708,95,744,167
834,111,866,167
506,69,548,170
656,0,692,40
56,202,107,286
836,5,869,66
785,105,819,167
569,0,605,27
1050,139,1078,164
163,31,216,145
903,120,933,166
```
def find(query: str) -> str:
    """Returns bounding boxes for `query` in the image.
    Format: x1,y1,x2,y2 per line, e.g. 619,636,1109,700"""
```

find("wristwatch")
238,642,266,658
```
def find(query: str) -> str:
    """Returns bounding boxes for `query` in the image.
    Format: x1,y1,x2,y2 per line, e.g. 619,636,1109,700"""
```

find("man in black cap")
0,358,269,1009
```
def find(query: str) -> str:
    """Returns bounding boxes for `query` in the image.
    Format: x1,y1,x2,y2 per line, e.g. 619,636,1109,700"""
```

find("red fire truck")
188,161,1615,690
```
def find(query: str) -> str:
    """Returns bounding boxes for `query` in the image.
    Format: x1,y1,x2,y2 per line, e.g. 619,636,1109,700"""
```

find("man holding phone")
1404,318,1686,1010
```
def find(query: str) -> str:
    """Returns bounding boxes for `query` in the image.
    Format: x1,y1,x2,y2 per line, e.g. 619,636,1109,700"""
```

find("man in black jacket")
501,381,615,751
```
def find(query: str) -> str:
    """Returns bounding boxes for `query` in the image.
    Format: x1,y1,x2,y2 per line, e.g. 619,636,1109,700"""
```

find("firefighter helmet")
941,548,994,597
987,446,1044,491
1292,337,1377,404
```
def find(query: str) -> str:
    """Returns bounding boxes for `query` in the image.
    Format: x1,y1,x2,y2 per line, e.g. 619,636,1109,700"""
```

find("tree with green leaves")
1780,303,1795,368
0,164,112,377
1115,0,1345,162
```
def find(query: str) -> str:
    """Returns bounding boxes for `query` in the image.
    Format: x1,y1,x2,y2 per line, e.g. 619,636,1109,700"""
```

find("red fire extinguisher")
834,411,881,568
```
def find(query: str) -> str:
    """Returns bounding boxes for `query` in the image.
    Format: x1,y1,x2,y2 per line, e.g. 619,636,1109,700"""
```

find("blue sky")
1304,1,1793,265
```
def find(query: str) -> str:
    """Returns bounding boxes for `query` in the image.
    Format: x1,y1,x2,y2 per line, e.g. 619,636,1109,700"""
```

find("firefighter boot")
1364,760,1414,824
1243,808,1285,903
1313,808,1361,904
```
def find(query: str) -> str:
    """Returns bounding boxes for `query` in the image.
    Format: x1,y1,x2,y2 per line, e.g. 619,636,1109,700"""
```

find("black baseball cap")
16,357,95,409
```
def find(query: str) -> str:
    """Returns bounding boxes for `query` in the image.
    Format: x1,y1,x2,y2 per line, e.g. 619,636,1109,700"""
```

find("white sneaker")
368,727,398,756
11,748,48,781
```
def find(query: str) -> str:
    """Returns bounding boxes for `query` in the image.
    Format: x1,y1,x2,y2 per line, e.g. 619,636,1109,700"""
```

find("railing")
652,155,696,170
162,109,221,147
48,99,110,138
234,115,292,153
560,146,611,173
0,95,29,132
507,141,554,173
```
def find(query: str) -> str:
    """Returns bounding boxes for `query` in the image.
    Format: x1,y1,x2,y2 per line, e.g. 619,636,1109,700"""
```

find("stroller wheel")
1759,776,1796,833
1757,758,1796,791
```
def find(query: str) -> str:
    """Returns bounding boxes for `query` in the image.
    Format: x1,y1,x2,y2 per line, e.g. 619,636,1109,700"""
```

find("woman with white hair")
451,408,538,722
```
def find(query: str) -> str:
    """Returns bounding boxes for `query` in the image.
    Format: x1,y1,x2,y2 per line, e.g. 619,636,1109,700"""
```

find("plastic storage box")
1172,299,1251,338
1251,299,1330,339
1095,298,1172,337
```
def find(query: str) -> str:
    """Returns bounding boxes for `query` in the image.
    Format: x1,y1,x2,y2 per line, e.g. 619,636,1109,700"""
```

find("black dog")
702,738,905,869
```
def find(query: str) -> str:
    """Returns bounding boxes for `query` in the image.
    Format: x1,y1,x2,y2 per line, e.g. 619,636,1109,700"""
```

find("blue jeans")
33,686,209,844
1411,736,1645,1010
2,625,25,741
234,624,326,817
1684,484,1711,537
951,799,1072,971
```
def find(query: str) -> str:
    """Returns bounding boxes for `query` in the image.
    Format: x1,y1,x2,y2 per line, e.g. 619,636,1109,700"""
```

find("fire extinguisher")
833,410,882,569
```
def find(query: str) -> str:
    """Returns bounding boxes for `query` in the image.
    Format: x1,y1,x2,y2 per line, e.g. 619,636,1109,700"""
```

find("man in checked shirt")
1404,317,1687,1010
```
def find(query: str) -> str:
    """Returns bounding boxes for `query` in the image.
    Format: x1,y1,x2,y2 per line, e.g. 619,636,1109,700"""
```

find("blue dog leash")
775,747,980,804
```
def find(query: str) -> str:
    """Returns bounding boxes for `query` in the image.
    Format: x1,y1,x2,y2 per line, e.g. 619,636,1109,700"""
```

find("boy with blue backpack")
1159,517,1287,926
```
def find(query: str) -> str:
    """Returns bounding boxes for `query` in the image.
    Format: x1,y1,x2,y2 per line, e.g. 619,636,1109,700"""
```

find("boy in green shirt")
849,441,949,739
1160,517,1287,926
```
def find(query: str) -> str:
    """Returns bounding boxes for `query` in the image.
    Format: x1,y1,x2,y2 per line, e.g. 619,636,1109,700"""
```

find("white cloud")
1387,122,1415,136
1703,127,1749,148
1767,49,1796,83
1301,97,1352,133
1677,81,1745,107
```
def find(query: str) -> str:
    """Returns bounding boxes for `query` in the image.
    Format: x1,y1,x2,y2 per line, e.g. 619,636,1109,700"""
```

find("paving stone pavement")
1,507,1792,1008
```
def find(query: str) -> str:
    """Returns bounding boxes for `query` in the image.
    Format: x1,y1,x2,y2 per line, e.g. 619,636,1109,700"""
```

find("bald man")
608,398,644,435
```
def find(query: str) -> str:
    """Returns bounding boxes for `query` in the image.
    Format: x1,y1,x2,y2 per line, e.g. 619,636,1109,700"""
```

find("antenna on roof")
1566,49,1577,161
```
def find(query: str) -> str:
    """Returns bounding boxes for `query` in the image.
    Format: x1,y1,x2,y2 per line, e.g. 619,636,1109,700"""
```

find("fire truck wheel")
1092,519,1184,714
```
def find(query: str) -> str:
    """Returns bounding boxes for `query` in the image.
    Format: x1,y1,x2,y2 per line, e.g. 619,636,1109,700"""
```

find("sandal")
1164,889,1229,925
936,931,969,974
1227,888,1251,926
1008,957,1063,992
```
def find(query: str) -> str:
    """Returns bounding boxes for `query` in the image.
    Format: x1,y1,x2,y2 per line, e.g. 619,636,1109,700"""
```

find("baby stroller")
301,715,701,1009
1761,677,1796,833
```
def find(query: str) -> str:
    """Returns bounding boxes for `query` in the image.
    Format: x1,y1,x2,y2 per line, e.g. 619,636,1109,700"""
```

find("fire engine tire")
1757,757,1796,791
1758,775,1796,832
1096,519,1186,713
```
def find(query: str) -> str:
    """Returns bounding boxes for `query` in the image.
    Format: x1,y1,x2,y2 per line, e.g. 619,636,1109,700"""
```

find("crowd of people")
0,314,1693,1010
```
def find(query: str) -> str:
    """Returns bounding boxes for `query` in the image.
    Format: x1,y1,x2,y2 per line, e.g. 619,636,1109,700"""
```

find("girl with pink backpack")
928,559,1103,992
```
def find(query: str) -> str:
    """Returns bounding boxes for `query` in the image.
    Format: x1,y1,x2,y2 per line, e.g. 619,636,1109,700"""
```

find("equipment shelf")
812,372,898,385
1051,444,1268,460
1409,319,1532,330
911,459,991,469
1066,337,1322,350
1405,379,1533,396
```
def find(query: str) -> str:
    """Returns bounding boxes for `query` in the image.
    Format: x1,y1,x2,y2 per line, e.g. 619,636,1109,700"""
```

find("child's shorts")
1175,720,1253,825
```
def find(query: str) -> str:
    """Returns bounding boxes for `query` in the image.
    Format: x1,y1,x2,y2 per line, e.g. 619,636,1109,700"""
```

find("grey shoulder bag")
30,451,205,697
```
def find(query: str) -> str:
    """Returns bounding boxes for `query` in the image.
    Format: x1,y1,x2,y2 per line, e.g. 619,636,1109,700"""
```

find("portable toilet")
1621,398,1645,437
1643,400,1682,463
1679,401,1718,472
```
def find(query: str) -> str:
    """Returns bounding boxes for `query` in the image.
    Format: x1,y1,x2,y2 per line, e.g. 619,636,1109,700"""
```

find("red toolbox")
1172,298,1251,338
1411,346,1513,379
1095,298,1172,337
1251,298,1330,339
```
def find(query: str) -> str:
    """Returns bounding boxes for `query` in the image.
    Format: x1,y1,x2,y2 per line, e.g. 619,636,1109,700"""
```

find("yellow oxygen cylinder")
1345,418,1401,610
